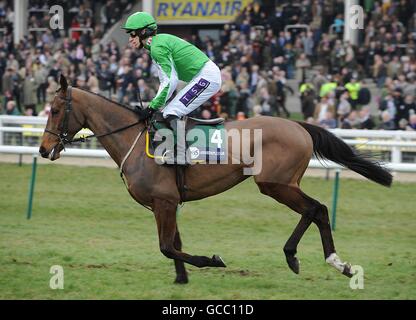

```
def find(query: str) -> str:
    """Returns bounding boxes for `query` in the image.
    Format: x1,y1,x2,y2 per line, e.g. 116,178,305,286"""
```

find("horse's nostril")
39,146,49,157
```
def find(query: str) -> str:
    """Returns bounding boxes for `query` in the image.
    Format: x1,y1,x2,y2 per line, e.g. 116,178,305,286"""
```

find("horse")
39,75,392,284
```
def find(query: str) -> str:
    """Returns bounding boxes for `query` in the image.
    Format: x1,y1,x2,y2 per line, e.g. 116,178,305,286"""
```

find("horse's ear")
60,74,68,91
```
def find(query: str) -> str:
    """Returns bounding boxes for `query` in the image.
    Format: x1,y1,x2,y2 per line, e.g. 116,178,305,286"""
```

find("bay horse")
39,75,392,284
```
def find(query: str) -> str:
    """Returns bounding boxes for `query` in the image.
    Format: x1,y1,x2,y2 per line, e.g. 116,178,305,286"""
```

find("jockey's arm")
149,47,178,110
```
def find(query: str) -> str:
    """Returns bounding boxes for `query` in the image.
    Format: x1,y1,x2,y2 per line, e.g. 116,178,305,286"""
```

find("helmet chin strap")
141,35,153,50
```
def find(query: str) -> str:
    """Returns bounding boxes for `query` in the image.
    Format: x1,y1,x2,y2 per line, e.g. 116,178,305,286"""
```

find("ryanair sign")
155,0,249,24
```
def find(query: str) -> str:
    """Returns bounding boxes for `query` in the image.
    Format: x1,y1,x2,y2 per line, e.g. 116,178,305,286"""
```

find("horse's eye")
51,109,59,116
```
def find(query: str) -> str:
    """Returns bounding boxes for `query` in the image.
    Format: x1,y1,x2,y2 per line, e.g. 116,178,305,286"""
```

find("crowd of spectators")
0,0,131,116
209,0,416,131
1,0,416,132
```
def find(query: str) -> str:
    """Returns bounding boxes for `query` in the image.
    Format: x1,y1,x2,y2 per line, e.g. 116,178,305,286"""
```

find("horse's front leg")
153,198,226,277
173,225,188,284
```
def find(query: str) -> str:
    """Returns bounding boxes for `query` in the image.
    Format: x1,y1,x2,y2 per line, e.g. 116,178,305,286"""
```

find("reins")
72,120,142,143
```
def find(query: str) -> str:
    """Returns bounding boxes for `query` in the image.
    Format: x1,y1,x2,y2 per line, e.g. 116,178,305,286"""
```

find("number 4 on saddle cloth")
146,112,227,165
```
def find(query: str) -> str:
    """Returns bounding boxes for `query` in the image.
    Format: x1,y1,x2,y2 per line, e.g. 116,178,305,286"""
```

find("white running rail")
1,116,416,172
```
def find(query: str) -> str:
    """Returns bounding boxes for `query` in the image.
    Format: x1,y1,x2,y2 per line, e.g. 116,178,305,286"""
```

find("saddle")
146,112,226,165
146,112,226,204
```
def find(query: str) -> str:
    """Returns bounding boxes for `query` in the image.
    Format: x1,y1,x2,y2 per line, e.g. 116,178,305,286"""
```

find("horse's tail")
297,121,393,187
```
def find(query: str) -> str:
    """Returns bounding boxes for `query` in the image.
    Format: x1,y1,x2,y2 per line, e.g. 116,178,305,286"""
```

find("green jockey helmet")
122,12,157,32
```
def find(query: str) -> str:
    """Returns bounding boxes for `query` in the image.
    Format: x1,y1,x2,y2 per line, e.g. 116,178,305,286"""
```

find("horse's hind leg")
283,216,312,274
153,198,226,279
257,182,353,277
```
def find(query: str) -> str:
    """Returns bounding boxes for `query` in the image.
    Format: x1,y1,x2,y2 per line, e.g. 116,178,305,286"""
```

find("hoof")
342,263,353,278
286,256,300,274
211,255,226,267
174,275,189,284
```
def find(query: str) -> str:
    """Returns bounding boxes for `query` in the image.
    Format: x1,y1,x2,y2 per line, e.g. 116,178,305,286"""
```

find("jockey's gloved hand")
137,107,155,120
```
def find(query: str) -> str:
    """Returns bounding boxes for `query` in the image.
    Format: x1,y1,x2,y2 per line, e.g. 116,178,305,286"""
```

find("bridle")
44,86,143,150
44,86,76,149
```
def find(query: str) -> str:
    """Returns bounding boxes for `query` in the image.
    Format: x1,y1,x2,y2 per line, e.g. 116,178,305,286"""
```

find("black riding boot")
166,115,187,165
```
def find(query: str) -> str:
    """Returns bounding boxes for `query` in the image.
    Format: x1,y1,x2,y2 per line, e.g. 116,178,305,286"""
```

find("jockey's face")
128,31,144,49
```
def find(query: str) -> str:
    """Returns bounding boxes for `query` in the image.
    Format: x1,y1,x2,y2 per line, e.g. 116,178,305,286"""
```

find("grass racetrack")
0,163,415,299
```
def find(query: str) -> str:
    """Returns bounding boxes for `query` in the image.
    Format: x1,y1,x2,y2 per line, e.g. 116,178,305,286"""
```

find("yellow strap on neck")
145,131,155,159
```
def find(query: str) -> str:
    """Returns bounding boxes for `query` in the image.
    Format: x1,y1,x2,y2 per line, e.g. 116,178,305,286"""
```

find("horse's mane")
56,85,139,114
76,87,139,114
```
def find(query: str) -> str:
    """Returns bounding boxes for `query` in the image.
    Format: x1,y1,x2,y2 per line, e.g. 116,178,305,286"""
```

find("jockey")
122,12,222,134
